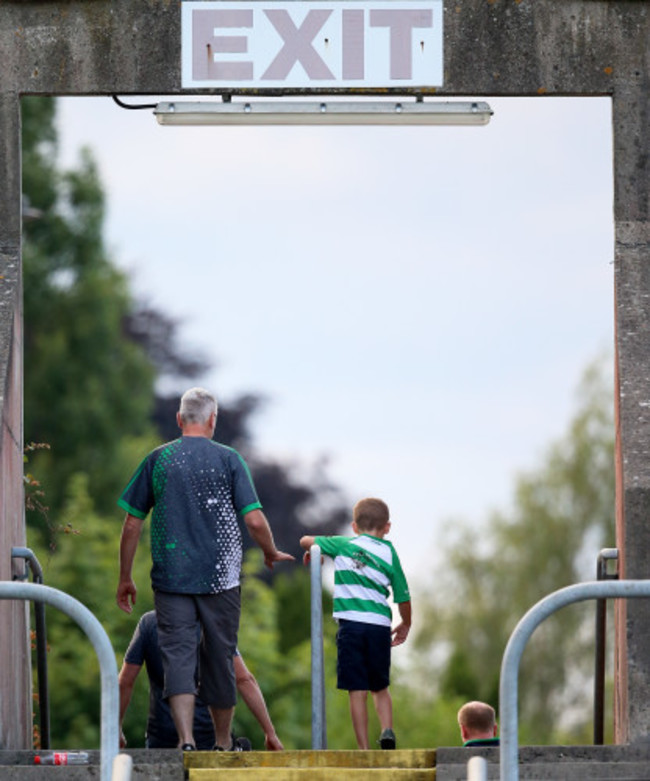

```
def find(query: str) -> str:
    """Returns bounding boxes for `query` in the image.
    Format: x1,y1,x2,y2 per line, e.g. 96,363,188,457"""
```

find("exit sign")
181,0,443,89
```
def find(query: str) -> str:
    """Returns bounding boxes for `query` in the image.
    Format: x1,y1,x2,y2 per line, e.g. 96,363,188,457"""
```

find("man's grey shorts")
154,588,241,709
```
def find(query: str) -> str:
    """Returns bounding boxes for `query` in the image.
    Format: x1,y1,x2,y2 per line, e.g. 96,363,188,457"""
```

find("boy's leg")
371,687,393,732
364,624,394,749
348,690,370,749
337,621,372,749
373,689,396,750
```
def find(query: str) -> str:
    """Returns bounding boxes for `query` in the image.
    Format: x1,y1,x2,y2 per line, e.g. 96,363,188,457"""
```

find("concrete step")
0,749,184,780
437,762,650,780
184,749,436,771
184,749,437,781
3,745,650,781
189,770,435,781
435,745,650,780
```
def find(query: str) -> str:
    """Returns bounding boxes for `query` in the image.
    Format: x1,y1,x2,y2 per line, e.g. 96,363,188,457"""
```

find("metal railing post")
310,544,327,749
0,581,121,781
12,547,50,749
594,548,618,744
467,756,488,781
500,579,650,781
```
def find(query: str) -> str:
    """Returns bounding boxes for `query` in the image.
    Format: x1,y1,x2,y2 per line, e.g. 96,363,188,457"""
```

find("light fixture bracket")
153,100,493,126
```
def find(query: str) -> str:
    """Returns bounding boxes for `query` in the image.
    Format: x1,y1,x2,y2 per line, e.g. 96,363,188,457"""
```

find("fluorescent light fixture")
154,100,492,126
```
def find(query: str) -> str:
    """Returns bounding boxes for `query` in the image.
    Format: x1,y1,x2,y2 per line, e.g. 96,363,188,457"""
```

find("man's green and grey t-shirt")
118,437,261,594
314,534,410,627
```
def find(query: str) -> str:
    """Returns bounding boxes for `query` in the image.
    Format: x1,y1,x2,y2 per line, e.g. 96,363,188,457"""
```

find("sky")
56,95,614,595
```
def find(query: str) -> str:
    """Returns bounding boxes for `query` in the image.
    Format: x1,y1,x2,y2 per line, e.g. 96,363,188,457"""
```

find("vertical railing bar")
12,546,51,749
310,544,327,749
593,548,618,745
467,756,488,781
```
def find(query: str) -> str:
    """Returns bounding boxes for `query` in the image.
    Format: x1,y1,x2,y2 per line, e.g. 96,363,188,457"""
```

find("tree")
21,97,157,535
21,96,350,552
414,357,615,743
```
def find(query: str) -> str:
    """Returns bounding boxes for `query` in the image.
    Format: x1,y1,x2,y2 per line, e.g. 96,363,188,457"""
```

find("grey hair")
178,387,217,425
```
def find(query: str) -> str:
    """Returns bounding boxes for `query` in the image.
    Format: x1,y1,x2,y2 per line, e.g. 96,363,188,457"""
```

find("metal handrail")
594,548,618,744
310,544,327,749
11,546,50,749
500,579,650,781
0,581,121,781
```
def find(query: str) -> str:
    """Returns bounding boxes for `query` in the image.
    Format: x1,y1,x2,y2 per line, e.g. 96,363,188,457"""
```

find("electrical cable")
112,95,157,110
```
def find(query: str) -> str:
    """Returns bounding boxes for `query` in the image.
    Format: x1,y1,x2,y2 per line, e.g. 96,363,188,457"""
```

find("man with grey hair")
116,387,294,751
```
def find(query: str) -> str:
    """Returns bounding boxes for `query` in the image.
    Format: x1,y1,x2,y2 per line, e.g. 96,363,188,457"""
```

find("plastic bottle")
34,751,89,765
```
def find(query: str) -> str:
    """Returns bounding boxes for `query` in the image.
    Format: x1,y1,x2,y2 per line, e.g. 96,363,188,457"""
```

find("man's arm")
391,600,412,647
234,656,284,751
118,661,142,748
243,509,295,569
117,513,144,613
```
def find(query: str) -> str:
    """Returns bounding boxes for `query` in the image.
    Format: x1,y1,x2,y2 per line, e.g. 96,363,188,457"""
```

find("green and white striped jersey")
314,534,410,627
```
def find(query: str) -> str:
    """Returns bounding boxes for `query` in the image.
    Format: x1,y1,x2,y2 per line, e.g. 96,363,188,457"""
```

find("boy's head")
353,497,390,534
457,701,498,742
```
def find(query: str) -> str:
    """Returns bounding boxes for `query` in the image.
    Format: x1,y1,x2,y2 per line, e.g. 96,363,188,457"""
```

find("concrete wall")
0,0,648,748
0,91,31,750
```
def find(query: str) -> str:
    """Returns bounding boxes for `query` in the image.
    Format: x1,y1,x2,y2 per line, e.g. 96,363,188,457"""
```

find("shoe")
181,743,196,751
379,728,396,750
214,736,252,751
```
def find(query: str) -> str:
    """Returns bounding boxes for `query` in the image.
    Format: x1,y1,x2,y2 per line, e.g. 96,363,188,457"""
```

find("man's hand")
263,550,295,570
264,733,284,751
116,579,137,613
118,513,144,612
244,510,295,570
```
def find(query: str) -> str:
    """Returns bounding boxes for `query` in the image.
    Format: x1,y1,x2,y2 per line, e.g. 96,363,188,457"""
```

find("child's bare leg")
348,690,369,749
371,687,393,731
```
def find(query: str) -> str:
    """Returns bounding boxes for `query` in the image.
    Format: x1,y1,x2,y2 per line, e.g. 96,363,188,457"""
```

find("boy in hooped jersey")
300,498,411,750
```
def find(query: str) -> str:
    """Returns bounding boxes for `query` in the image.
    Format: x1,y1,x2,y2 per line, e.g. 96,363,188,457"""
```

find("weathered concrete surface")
0,750,183,780
0,0,649,751
436,744,650,780
0,1,646,97
4,747,650,780
0,88,30,752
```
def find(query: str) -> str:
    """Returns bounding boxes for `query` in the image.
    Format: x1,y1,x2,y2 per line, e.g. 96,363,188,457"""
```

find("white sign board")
181,0,443,89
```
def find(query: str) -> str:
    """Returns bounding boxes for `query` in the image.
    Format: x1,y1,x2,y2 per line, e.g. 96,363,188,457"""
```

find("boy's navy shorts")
336,619,391,692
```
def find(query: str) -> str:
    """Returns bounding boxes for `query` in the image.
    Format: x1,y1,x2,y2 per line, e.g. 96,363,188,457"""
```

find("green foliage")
414,357,615,743
29,474,155,747
21,97,157,537
272,568,334,654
